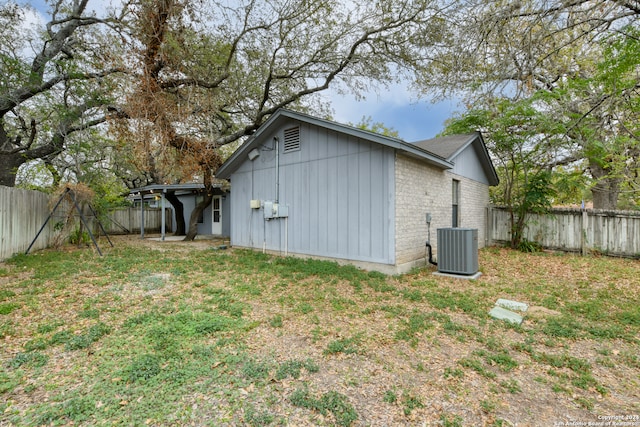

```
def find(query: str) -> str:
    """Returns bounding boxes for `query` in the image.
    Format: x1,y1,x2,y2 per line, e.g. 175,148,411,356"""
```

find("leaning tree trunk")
184,190,213,241
164,191,186,235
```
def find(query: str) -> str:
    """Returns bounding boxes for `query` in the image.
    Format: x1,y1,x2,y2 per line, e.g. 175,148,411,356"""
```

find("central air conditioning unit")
437,228,479,275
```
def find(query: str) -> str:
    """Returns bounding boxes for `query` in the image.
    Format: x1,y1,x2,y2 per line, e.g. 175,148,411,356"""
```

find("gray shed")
216,109,498,273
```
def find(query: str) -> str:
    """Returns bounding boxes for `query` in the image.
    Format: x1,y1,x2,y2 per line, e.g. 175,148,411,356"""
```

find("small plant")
78,308,100,319
401,392,424,416
125,353,162,381
485,351,518,372
443,367,465,379
383,389,397,404
296,302,314,314
24,337,48,352
518,238,542,253
395,312,433,346
0,289,16,300
0,302,20,315
65,322,111,351
500,379,522,394
575,397,594,410
275,358,318,380
269,315,283,328
9,351,49,368
440,412,464,427
242,359,272,381
244,404,275,427
36,321,63,334
480,399,496,413
290,388,357,427
542,316,581,338
324,336,361,355
458,357,496,379
69,227,91,245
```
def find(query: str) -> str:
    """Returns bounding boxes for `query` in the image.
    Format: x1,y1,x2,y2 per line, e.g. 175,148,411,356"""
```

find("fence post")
486,205,494,247
581,209,588,256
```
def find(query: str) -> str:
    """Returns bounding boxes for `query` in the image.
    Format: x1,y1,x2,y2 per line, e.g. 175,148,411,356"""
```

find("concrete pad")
432,271,483,280
489,306,524,325
496,298,529,312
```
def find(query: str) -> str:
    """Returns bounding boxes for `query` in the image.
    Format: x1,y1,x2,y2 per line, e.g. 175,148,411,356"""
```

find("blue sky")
326,92,460,142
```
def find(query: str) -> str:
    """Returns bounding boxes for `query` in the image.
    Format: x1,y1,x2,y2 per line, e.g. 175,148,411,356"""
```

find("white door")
212,196,222,235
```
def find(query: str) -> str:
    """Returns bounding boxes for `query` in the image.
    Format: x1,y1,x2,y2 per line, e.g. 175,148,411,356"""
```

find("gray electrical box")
263,201,273,219
276,204,289,218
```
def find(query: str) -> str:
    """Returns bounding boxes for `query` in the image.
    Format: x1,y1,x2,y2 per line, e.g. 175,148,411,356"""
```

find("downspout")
274,136,280,254
425,221,437,266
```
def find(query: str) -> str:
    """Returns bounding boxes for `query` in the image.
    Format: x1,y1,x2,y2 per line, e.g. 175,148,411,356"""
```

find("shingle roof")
412,134,478,160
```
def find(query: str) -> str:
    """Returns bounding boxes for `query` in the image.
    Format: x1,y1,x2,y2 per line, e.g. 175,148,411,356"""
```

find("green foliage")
350,116,399,138
8,351,49,369
275,359,319,380
383,389,398,404
244,404,276,427
324,336,361,355
500,379,522,394
458,357,496,379
65,323,111,351
395,312,433,346
0,302,20,315
440,413,464,427
125,353,162,381
401,392,424,416
289,388,358,427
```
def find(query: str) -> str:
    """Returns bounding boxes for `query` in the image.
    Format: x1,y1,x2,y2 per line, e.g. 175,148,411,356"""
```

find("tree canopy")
2,0,639,239
427,0,639,210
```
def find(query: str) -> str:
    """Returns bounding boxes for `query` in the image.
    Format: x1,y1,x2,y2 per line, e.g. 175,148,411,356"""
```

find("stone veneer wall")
394,153,489,268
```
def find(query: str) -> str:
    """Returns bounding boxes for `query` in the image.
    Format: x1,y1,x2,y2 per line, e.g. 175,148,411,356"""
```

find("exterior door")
212,196,222,235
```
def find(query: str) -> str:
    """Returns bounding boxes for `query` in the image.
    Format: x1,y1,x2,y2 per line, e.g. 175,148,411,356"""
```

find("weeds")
1,241,638,426
289,388,357,427
324,336,361,355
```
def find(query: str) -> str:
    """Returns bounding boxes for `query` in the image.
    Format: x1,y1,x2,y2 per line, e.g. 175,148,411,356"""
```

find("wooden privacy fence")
0,186,53,261
101,207,172,235
488,206,640,258
0,186,171,261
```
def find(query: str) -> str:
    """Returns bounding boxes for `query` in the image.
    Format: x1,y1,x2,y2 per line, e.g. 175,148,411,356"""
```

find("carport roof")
130,184,205,196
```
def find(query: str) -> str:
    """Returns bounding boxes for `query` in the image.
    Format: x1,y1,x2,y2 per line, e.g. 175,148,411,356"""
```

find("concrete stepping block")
496,298,529,312
489,306,524,325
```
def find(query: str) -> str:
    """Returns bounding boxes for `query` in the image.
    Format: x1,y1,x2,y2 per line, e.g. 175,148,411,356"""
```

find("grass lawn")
1,236,639,426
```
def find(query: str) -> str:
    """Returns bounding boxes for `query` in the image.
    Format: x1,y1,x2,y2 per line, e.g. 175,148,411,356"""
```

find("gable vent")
283,127,301,153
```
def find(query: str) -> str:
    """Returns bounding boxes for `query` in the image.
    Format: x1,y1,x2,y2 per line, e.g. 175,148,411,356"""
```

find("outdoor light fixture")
248,148,260,161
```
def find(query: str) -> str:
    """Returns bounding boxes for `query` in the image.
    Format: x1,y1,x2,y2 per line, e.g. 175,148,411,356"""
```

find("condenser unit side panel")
437,228,478,275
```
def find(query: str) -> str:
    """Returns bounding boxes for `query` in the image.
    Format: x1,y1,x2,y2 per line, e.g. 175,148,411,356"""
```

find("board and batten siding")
228,120,396,265
449,142,493,185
